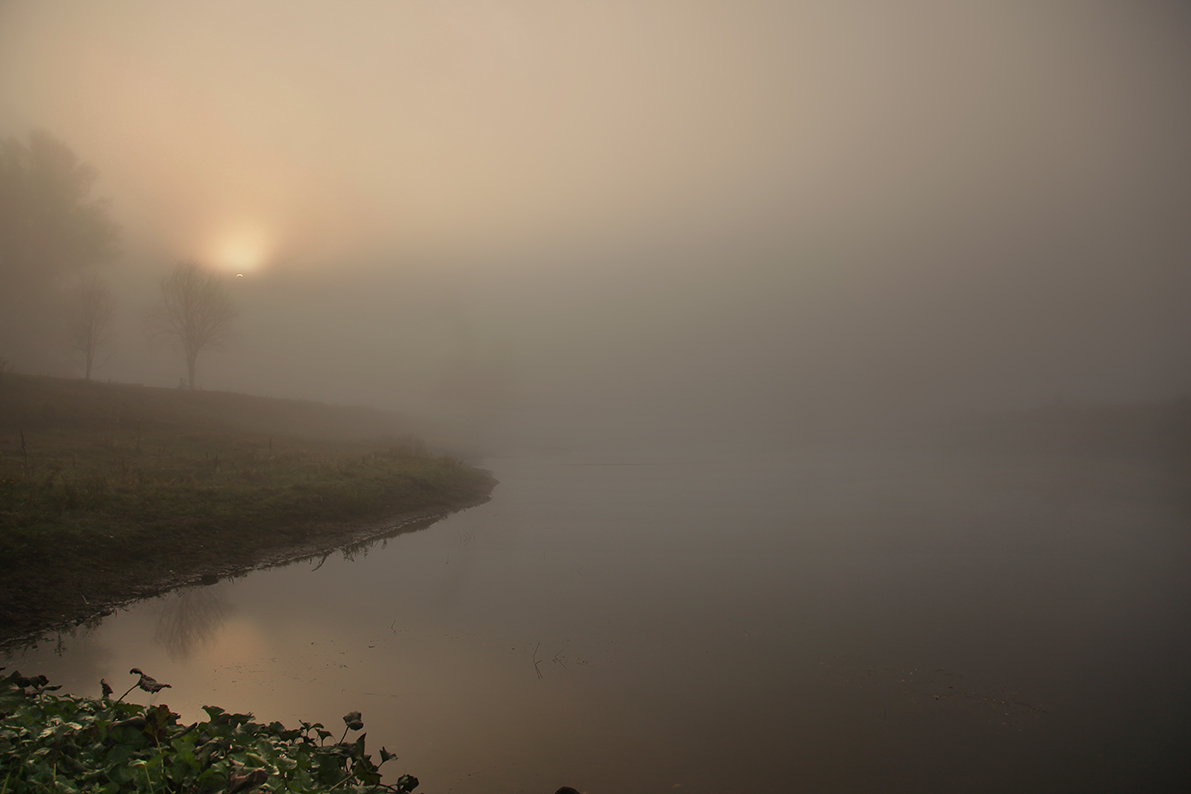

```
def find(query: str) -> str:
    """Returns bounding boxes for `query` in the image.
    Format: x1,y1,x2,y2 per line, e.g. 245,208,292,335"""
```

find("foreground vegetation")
0,374,496,644
0,668,419,793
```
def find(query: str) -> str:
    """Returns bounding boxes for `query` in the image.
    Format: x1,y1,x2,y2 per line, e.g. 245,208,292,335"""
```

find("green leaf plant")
0,668,417,793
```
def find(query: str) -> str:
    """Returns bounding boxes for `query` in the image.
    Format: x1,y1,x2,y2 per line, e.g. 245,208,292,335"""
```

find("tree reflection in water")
154,587,233,660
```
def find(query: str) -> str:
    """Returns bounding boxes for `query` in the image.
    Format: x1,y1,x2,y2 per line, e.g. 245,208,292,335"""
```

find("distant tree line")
0,130,118,374
0,129,236,388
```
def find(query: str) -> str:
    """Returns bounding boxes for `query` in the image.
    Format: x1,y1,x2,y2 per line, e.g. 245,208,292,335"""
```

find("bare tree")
1,130,119,369
68,272,116,380
148,262,237,390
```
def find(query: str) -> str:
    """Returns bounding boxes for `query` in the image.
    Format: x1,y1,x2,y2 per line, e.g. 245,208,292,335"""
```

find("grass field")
0,374,495,645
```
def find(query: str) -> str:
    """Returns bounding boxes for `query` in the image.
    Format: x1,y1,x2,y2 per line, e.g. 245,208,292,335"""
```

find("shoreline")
1,491,493,652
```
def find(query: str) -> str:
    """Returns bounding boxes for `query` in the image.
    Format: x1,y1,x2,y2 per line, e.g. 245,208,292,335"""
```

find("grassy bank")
0,374,496,645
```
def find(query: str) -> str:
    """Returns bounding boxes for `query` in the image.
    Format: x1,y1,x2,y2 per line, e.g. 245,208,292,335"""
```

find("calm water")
8,446,1191,793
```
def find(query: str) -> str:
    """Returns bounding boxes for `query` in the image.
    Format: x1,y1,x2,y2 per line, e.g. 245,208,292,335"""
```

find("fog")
2,0,1190,451
5,5,1191,790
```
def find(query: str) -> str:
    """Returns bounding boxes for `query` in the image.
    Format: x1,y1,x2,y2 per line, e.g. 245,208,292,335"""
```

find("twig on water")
552,642,569,670
532,642,543,680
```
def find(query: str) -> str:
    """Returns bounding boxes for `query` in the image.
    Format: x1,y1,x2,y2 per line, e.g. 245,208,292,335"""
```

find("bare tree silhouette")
0,130,119,367
148,262,237,389
154,587,233,660
68,272,115,380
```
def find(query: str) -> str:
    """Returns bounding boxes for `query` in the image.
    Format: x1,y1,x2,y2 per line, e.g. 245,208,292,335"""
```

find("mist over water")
3,2,1191,791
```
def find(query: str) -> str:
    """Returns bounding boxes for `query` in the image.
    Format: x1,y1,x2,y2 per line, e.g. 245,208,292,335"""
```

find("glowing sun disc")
212,228,271,273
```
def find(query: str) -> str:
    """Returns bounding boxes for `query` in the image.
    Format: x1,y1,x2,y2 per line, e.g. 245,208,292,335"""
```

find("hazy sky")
2,1,1189,449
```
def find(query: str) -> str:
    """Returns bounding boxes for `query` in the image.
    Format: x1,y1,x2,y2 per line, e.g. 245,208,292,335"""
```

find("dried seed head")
131,668,171,693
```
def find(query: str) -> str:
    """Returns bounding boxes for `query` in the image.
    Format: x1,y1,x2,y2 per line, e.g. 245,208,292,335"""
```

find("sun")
210,226,272,274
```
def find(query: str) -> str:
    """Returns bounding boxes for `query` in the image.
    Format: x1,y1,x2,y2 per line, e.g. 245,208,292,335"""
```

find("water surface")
9,446,1190,792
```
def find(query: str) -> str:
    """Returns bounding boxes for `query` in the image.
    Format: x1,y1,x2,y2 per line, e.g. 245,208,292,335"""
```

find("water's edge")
1,493,493,653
